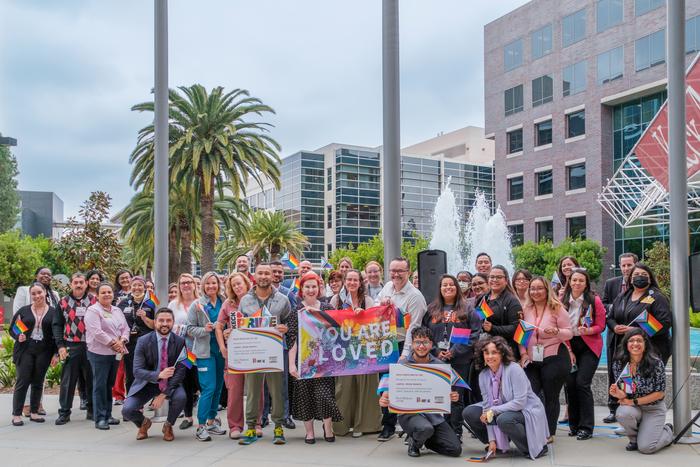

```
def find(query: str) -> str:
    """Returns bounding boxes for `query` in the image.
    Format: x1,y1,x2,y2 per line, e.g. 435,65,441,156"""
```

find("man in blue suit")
122,308,187,441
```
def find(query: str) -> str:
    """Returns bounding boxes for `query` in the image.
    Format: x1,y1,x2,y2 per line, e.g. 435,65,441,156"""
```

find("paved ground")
0,395,698,466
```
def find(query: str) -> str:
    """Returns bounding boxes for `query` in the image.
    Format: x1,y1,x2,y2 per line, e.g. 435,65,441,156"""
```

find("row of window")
506,110,585,154
507,162,586,201
504,1,666,72
508,215,587,246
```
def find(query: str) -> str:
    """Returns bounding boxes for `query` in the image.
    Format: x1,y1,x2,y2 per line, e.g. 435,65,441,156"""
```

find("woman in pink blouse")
85,282,130,431
519,276,572,441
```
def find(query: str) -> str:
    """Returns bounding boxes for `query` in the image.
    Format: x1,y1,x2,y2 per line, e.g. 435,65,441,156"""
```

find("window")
535,120,552,146
327,205,332,228
327,167,332,191
504,85,524,116
597,46,624,84
635,0,663,16
537,220,554,243
563,60,587,96
509,224,524,246
635,29,665,71
597,0,623,33
531,24,552,59
504,39,523,71
508,176,523,201
687,16,700,54
567,110,586,138
507,129,523,153
532,75,553,107
536,170,553,196
568,216,587,239
563,8,586,47
567,163,586,190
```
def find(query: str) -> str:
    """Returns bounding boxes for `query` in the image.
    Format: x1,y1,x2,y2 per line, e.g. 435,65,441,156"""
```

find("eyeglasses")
488,275,505,280
413,340,431,347
628,338,645,344
389,269,409,274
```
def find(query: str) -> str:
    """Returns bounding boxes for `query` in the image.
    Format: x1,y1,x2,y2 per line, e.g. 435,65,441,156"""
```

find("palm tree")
244,210,309,263
130,84,281,273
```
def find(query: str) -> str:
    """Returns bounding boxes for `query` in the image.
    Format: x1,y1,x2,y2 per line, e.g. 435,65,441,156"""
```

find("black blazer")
602,276,625,308
479,291,522,359
127,331,187,399
10,305,57,364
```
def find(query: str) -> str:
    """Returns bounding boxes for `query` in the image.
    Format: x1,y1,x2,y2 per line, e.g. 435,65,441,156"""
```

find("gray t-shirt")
238,287,292,324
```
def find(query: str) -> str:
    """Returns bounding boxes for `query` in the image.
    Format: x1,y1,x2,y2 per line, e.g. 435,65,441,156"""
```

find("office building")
18,190,64,238
485,0,700,275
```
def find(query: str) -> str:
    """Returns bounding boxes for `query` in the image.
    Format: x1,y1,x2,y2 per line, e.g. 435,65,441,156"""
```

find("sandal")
12,419,24,426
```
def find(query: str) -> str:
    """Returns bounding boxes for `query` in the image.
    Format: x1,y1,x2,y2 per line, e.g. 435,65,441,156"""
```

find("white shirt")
377,280,427,359
167,299,192,337
568,295,584,337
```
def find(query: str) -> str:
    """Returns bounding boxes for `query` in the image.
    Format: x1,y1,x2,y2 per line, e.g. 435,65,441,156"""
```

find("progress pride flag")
633,56,700,190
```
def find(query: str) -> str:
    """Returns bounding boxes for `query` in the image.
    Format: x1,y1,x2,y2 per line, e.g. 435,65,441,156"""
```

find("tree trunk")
200,176,216,273
168,224,180,283
179,215,193,275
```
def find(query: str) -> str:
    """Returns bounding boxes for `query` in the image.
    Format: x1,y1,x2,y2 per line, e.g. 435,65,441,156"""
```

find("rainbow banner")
12,318,29,336
176,347,197,369
513,320,536,347
449,327,471,345
298,305,399,379
633,310,663,337
475,300,494,320
282,252,300,270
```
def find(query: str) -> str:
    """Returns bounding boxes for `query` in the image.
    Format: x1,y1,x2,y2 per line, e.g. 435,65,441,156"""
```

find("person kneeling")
122,308,187,441
463,336,549,460
378,326,462,458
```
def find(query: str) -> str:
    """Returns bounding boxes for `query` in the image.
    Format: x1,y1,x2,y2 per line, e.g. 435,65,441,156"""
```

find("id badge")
532,344,545,362
32,329,44,341
438,340,449,350
75,307,87,317
123,307,133,315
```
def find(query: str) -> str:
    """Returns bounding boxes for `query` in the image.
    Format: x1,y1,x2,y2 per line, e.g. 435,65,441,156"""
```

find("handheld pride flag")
395,307,411,329
632,310,663,337
513,320,536,347
581,305,593,328
282,252,300,270
290,278,300,295
12,318,29,336
176,347,197,369
616,363,636,393
475,300,494,320
320,257,333,270
449,327,472,345
376,374,390,395
144,290,160,309
451,370,471,389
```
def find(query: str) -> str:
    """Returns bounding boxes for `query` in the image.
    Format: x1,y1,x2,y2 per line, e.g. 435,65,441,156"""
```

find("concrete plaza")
0,395,698,466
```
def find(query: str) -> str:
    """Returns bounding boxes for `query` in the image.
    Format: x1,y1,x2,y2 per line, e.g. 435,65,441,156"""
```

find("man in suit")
122,308,187,441
602,252,637,423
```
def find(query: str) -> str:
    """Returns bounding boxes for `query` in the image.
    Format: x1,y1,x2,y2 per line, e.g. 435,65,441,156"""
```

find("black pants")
468,361,482,403
565,337,599,434
12,341,52,416
398,415,462,457
381,341,404,429
123,384,187,427
445,385,468,437
182,365,199,418
606,334,618,413
87,352,118,424
463,405,536,457
524,343,570,436
58,343,93,416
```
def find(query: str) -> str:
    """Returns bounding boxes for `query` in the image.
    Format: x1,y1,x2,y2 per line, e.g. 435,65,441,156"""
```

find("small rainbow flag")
395,307,411,329
451,370,470,389
581,305,593,327
144,290,160,309
282,252,300,270
617,363,636,393
376,374,390,395
449,327,471,345
176,347,197,369
320,257,333,270
513,320,536,347
341,295,353,310
12,318,29,336
475,300,494,320
633,310,663,337
290,278,300,295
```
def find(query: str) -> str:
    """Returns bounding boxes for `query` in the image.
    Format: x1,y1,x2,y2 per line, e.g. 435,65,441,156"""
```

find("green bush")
0,333,16,388
45,359,63,388
512,238,606,282
328,232,429,273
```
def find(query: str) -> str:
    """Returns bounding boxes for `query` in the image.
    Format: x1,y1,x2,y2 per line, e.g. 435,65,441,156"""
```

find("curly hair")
614,328,659,378
473,335,515,371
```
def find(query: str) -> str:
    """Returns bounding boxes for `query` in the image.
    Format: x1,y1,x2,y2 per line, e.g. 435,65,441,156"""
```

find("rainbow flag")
282,252,300,270
475,300,494,320
395,307,411,329
633,310,663,337
376,374,390,395
341,295,353,310
449,327,471,345
12,318,29,336
617,363,636,393
320,256,333,270
144,290,160,309
176,347,197,369
513,320,536,347
451,370,470,389
290,278,300,295
581,305,593,327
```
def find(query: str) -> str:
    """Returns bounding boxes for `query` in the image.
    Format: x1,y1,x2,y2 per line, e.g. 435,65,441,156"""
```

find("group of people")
7,250,676,458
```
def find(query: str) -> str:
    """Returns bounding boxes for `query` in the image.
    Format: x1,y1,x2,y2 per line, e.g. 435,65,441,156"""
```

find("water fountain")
428,181,514,275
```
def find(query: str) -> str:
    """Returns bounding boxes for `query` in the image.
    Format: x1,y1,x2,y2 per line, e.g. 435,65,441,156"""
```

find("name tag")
532,344,545,362
123,307,133,315
75,307,87,317
198,366,207,372
31,329,44,341
641,296,655,304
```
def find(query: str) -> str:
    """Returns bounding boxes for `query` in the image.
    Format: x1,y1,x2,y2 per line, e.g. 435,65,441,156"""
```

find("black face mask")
632,276,650,289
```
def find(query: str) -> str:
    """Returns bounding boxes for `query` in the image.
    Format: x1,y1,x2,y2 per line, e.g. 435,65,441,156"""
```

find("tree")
644,241,670,298
236,210,308,264
55,191,124,277
130,84,282,273
0,144,20,233
0,231,43,297
512,238,606,282
328,233,430,274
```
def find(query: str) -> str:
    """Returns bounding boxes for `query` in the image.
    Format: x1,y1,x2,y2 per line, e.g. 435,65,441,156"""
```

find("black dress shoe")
96,420,110,430
86,412,94,421
12,419,24,426
377,426,396,441
108,417,120,425
179,419,193,430
55,415,71,426
535,445,549,458
80,399,88,411
407,439,421,457
603,413,617,423
282,417,296,429
626,442,638,451
568,428,578,437
576,430,592,440
304,437,316,444
29,416,45,423
323,426,335,442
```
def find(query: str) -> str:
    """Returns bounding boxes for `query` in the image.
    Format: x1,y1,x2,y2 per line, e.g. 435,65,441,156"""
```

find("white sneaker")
352,431,363,438
195,426,212,442
206,423,227,435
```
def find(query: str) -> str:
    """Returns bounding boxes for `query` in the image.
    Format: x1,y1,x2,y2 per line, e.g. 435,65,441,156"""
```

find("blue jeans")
87,352,118,424
196,353,225,425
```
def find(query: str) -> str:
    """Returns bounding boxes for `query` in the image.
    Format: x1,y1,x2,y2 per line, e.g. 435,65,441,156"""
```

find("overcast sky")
0,0,528,217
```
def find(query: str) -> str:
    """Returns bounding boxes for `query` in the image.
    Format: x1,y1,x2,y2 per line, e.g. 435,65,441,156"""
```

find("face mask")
632,276,650,289
458,281,469,292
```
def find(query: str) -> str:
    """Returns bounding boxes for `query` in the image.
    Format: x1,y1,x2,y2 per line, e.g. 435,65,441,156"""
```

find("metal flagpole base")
673,410,700,444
